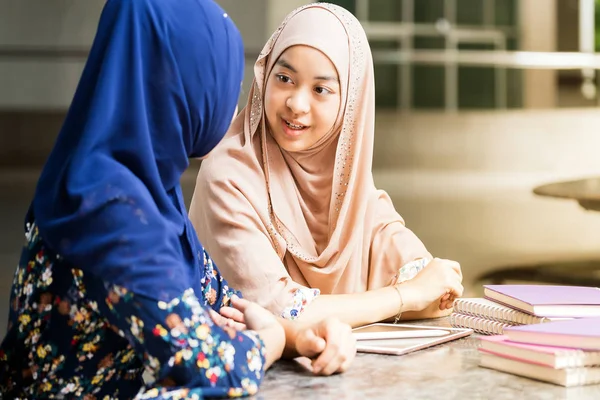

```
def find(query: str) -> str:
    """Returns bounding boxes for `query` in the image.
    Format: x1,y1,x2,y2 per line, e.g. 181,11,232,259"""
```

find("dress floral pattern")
395,258,431,284
280,288,320,321
0,224,265,399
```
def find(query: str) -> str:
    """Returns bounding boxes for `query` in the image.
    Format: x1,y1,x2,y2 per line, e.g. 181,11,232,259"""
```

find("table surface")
534,177,600,211
255,317,600,400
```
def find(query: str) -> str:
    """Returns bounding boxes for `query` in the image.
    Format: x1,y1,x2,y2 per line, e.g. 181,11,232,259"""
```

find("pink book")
503,317,600,350
484,285,600,318
479,335,600,368
479,352,600,387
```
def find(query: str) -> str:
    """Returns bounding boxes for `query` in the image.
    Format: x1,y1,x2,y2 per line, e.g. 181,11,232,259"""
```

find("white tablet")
352,323,473,356
353,323,452,341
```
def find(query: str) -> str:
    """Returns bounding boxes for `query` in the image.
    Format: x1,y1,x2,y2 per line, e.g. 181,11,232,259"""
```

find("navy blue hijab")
32,0,244,301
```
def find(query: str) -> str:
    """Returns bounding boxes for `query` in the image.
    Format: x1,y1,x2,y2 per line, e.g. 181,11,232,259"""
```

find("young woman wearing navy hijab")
0,1,355,398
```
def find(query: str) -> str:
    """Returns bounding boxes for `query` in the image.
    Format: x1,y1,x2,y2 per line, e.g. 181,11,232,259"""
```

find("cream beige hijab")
189,3,431,314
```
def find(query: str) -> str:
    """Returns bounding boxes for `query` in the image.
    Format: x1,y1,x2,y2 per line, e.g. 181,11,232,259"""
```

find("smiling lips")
281,117,308,137
283,118,306,129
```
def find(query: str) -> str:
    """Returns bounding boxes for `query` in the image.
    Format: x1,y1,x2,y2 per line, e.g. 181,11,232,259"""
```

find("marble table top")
534,177,600,212
254,317,600,400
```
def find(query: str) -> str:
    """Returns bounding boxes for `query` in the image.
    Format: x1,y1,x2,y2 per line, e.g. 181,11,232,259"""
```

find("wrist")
272,323,286,356
258,323,285,368
278,318,302,359
394,282,418,313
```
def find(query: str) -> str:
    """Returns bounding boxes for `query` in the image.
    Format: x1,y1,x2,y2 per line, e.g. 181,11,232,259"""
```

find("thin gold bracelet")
393,284,404,324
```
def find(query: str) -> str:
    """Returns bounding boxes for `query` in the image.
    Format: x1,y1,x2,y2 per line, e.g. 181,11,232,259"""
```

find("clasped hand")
210,295,356,375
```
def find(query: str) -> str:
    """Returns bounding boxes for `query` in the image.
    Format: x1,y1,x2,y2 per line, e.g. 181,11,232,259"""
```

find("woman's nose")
285,90,310,115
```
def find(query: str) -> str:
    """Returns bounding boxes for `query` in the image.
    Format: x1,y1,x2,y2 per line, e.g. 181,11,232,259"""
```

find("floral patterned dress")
0,224,266,399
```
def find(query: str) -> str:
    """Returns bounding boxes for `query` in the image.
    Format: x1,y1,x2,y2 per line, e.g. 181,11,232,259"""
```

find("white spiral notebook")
453,298,553,325
450,312,513,335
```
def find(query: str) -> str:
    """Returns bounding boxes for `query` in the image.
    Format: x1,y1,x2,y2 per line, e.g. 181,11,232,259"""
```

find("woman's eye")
315,86,331,95
277,75,291,83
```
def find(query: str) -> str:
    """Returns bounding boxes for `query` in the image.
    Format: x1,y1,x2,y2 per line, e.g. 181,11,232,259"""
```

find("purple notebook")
504,317,600,350
484,285,600,317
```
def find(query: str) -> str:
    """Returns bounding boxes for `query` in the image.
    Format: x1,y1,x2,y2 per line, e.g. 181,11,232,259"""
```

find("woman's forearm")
296,286,403,328
401,300,452,321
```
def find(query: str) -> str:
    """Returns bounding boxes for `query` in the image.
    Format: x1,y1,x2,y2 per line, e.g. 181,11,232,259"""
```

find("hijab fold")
190,3,430,313
33,0,244,301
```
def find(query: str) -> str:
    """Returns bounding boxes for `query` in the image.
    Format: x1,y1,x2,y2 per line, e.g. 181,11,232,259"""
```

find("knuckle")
329,342,340,352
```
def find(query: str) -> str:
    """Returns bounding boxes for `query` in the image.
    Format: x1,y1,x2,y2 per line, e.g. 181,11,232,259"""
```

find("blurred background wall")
1,0,600,328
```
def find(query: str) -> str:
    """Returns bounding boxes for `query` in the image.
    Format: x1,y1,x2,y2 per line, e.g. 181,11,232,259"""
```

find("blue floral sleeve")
94,283,266,399
199,249,241,311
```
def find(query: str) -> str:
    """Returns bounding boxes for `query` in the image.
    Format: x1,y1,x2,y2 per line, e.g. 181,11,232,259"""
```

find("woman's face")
264,45,341,152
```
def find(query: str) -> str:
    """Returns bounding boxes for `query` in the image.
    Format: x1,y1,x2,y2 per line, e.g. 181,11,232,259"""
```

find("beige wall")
0,0,104,109
373,109,600,174
0,0,290,109
266,0,312,34
369,109,600,292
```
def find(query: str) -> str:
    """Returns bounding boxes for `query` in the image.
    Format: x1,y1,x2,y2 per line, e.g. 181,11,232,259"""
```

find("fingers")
210,309,246,330
227,319,245,330
446,277,464,299
436,259,463,297
453,277,464,297
241,301,279,331
311,320,355,376
439,296,456,310
209,309,226,325
317,333,355,375
230,294,251,311
296,328,326,359
438,270,463,309
439,293,455,310
220,306,245,324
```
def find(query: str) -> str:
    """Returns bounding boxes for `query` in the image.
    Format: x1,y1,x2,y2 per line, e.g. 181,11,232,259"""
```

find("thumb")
297,329,326,358
230,295,250,312
208,309,224,325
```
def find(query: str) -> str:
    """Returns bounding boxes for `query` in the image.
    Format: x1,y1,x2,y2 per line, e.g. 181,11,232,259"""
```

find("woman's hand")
217,299,247,330
219,295,285,369
399,258,463,312
221,296,356,374
292,318,356,375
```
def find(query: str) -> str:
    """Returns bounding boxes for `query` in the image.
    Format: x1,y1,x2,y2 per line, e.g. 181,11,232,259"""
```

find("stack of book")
479,317,600,387
450,284,600,335
450,297,553,335
451,284,600,386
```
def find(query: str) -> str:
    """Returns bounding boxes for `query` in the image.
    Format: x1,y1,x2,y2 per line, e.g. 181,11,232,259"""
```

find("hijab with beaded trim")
190,3,430,313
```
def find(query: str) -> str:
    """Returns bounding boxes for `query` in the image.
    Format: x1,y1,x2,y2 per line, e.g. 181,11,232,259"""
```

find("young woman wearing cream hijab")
190,3,463,328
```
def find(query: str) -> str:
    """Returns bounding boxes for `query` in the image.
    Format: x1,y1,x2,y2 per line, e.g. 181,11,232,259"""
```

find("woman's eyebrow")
277,58,339,83
276,58,296,72
315,74,339,83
